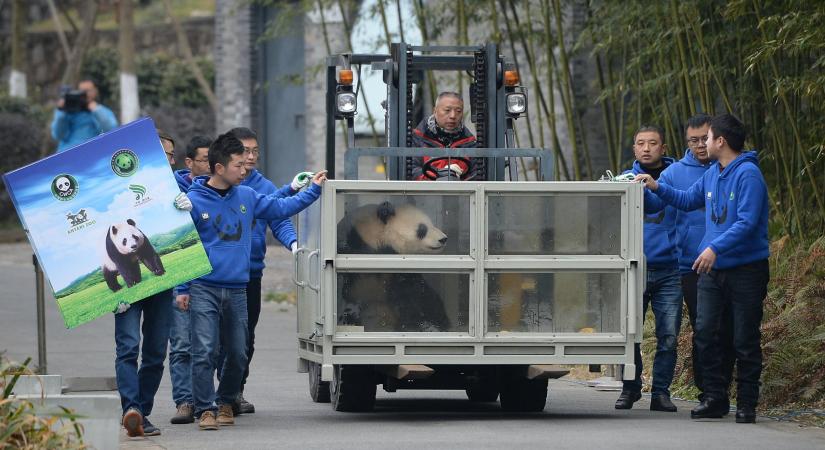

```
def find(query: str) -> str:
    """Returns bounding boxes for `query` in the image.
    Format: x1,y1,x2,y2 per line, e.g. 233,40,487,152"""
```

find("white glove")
114,301,131,314
291,172,314,191
174,192,192,211
448,163,464,176
291,242,298,255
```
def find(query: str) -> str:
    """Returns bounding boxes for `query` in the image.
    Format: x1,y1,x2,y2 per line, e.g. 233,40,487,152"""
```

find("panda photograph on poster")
3,117,212,329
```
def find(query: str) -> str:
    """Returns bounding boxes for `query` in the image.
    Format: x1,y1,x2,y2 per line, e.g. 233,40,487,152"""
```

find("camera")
60,88,88,113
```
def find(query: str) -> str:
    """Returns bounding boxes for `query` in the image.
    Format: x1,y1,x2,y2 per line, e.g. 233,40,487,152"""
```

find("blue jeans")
189,283,248,416
623,267,683,396
696,260,769,408
114,289,172,416
168,298,192,407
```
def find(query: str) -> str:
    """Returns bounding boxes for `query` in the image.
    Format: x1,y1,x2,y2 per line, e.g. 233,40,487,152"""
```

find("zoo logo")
51,174,79,201
111,149,139,177
129,184,147,201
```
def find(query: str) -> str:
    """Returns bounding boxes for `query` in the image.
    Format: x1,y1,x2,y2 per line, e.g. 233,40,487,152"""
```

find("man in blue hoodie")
615,125,683,413
636,114,770,423
658,114,734,409
51,79,119,152
176,133,326,430
167,135,213,425
225,127,313,414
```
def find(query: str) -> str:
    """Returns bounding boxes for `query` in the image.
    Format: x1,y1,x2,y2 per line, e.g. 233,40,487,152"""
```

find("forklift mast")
324,43,516,181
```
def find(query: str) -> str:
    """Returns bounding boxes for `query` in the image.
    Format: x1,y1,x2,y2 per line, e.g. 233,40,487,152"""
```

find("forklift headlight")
506,93,527,115
336,92,357,115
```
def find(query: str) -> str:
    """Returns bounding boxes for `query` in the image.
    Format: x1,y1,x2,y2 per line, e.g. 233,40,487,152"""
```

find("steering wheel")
421,156,475,181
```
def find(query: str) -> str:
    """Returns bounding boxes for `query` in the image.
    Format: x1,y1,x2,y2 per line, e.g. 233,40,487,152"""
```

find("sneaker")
142,417,161,436
198,411,219,430
171,403,194,424
122,407,144,437
238,394,255,414
217,404,235,426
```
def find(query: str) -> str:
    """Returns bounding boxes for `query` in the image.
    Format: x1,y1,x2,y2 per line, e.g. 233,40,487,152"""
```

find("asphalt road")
1,242,824,450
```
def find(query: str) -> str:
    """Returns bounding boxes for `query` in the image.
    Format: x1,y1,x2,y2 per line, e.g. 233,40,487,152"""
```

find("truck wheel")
466,377,499,402
331,365,376,412
308,362,331,403
499,378,548,412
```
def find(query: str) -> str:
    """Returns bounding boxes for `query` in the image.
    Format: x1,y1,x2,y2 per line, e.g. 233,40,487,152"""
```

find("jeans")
623,267,683,396
189,283,248,416
682,272,735,397
114,289,172,417
168,297,192,407
216,276,261,391
696,259,769,408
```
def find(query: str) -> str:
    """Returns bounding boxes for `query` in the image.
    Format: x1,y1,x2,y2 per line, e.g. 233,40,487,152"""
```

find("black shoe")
238,393,255,414
690,398,728,419
142,417,161,436
650,393,677,412
735,406,756,423
615,390,642,409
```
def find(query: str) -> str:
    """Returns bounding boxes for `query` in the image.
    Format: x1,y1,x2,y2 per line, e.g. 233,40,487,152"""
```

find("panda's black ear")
111,225,118,235
126,218,136,226
377,201,395,224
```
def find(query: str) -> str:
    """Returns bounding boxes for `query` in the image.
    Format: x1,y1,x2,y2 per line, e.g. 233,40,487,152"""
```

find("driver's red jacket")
409,119,477,180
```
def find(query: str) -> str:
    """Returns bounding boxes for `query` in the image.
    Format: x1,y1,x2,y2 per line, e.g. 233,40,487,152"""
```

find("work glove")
113,301,131,314
291,242,299,255
174,192,192,211
291,171,315,191
448,163,464,176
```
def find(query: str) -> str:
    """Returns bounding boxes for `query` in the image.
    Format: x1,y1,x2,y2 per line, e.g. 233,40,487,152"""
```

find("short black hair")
157,129,175,149
685,113,712,133
710,113,746,152
436,91,463,104
633,125,665,144
208,133,246,173
185,135,212,160
227,127,258,141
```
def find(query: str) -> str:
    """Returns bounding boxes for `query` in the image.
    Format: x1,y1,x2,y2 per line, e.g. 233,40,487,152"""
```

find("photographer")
50,79,119,152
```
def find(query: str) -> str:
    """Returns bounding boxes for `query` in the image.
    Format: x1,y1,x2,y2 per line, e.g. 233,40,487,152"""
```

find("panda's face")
382,203,447,254
109,218,145,255
56,177,71,192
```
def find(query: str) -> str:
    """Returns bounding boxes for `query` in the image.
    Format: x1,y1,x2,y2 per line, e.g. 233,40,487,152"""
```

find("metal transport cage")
294,180,644,412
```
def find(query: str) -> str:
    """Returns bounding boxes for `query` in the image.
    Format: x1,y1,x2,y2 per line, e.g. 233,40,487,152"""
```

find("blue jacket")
180,177,321,292
174,169,193,192
241,169,298,278
659,150,711,273
51,106,119,152
625,158,679,268
652,151,769,269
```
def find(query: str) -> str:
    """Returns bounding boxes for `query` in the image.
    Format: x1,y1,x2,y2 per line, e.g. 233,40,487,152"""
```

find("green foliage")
156,56,215,108
79,47,119,109
1,356,87,449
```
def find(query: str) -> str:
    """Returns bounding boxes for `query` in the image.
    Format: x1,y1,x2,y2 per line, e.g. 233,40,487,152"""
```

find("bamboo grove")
258,0,825,238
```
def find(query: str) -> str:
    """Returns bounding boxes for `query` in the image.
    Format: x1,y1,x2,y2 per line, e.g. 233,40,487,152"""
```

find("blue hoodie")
659,150,712,273
51,106,119,152
241,169,298,278
624,158,679,268
180,177,321,292
653,151,769,269
174,169,193,192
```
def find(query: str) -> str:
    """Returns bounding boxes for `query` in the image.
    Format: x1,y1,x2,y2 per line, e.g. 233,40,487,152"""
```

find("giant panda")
102,219,165,292
336,201,451,332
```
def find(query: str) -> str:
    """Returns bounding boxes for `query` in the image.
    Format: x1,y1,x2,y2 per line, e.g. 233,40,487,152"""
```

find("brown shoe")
198,411,219,430
217,404,234,426
122,408,144,437
170,403,194,424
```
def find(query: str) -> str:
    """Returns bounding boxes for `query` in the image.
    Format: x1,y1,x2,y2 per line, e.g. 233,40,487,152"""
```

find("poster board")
3,117,212,328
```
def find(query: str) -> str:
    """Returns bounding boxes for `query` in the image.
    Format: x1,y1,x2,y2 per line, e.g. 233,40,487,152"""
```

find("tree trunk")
10,0,27,98
118,0,140,124
62,0,99,86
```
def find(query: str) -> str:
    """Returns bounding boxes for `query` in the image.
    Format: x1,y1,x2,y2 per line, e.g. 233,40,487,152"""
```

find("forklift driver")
410,91,477,180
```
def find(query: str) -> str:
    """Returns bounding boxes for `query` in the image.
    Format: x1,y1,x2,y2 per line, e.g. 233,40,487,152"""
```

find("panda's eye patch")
122,238,127,246
416,223,428,240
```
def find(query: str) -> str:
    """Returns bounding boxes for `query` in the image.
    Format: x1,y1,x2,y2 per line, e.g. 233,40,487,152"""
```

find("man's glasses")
687,136,708,146
193,158,209,163
244,147,260,156
165,151,175,160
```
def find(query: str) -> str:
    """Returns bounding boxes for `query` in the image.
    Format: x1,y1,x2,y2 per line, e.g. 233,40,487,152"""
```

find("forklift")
293,43,644,412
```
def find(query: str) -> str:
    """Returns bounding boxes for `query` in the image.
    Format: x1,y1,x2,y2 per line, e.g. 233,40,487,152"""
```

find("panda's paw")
153,268,166,276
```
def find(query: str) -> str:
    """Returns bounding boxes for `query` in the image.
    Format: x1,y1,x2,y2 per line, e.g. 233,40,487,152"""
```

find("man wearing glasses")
655,114,734,413
636,114,770,423
168,134,213,425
